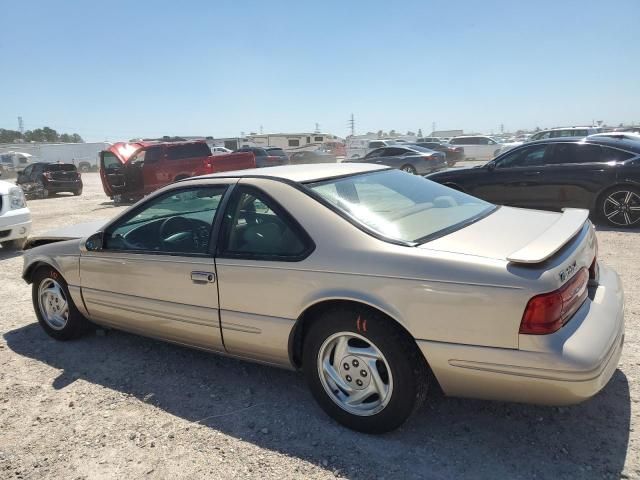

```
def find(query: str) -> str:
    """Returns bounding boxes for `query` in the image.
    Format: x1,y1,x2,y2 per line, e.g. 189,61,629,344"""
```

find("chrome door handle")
191,271,216,283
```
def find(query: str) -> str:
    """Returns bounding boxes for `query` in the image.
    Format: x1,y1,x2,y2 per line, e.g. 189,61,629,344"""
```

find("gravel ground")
0,173,639,479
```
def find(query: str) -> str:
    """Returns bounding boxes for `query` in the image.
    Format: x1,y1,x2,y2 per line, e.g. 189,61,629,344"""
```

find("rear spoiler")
506,209,589,264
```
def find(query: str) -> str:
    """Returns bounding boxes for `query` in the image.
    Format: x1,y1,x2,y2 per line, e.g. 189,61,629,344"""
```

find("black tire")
598,186,640,228
302,306,429,433
37,181,49,199
32,267,91,341
401,164,417,175
73,189,83,196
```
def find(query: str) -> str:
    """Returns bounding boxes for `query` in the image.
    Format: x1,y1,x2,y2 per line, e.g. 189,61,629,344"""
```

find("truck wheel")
32,267,91,341
303,306,429,433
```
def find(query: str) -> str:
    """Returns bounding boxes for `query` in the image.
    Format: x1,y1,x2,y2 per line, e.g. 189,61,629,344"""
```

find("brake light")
76,172,82,179
519,268,589,335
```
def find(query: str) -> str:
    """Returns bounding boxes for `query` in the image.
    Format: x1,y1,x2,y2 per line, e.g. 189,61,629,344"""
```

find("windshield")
307,170,495,243
45,163,77,172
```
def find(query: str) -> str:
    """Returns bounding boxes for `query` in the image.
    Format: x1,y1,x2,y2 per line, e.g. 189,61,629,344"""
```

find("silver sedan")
22,163,624,433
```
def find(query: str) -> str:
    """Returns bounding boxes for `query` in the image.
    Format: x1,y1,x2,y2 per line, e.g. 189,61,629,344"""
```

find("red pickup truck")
99,140,255,202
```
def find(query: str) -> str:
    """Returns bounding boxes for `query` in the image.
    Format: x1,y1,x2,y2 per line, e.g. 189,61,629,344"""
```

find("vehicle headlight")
9,187,27,209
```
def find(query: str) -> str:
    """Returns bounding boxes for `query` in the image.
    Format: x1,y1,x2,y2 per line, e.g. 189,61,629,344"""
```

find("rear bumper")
418,263,624,405
46,180,82,192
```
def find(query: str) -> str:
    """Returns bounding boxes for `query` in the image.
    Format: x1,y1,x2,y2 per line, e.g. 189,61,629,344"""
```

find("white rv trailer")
0,142,111,171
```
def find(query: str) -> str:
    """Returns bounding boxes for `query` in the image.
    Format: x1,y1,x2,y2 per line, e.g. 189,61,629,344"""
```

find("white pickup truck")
0,177,31,249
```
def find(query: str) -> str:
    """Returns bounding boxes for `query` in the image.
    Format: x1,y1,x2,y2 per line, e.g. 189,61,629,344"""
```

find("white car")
448,136,502,161
0,178,31,249
529,127,602,141
210,146,233,155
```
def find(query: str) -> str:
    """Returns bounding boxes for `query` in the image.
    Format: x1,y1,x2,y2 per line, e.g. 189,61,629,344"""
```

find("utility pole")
18,116,24,135
431,122,436,135
314,122,320,134
500,123,504,134
348,114,355,137
259,125,263,134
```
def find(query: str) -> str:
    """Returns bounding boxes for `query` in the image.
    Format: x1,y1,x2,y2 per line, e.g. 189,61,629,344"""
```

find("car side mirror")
486,162,496,171
84,232,104,252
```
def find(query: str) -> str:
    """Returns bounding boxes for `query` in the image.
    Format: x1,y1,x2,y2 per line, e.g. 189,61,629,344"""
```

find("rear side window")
548,144,602,164
167,143,211,160
601,147,634,162
369,141,385,148
44,163,77,172
220,187,312,260
267,149,287,157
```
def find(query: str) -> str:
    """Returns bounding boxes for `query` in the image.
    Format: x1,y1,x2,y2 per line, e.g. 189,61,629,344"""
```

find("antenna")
18,116,24,134
348,114,355,136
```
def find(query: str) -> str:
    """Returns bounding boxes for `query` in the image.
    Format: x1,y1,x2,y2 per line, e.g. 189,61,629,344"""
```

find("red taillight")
76,172,82,179
519,268,589,335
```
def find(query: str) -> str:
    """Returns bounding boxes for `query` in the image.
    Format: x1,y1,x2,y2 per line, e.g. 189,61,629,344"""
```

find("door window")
365,148,385,159
495,145,548,168
104,186,226,255
166,143,211,161
220,187,312,260
22,165,33,178
102,152,122,171
601,147,633,162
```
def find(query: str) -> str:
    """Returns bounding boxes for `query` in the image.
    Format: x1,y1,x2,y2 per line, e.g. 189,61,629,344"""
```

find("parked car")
22,163,623,433
100,140,255,202
416,137,442,143
448,136,502,161
428,137,640,227
289,150,337,164
497,129,605,156
410,142,464,166
345,139,396,159
348,145,446,174
529,127,603,142
264,147,290,164
235,147,289,168
0,176,30,249
210,146,233,155
16,162,83,198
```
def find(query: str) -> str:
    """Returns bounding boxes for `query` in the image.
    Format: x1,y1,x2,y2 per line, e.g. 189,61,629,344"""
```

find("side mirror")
84,232,104,252
486,162,496,171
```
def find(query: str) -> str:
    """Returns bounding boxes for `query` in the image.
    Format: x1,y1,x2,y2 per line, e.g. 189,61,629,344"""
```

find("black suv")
17,162,83,198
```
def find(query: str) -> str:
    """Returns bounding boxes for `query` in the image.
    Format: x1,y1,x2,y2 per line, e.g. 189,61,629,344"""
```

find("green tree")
0,129,23,143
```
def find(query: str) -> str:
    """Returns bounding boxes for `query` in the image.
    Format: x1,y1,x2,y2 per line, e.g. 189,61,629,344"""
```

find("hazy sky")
2,0,639,142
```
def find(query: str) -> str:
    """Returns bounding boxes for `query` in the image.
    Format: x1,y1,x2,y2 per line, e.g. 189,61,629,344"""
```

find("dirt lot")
1,172,639,479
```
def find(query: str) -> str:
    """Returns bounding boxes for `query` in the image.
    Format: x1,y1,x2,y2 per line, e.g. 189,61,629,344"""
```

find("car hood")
25,220,107,249
419,206,589,263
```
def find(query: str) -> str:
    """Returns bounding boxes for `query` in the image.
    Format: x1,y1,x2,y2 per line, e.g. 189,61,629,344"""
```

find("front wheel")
303,307,428,433
32,267,91,340
599,186,640,228
401,164,417,175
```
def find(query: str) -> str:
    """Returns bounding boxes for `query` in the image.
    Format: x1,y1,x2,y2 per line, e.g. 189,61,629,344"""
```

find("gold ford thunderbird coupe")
22,164,624,433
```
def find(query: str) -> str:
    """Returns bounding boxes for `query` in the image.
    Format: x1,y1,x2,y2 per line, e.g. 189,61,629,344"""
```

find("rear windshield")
44,163,77,172
266,148,287,157
307,169,495,243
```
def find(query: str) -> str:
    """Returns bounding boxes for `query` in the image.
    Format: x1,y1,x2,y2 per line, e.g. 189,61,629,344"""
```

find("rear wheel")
401,164,417,175
303,306,428,433
599,186,640,227
32,267,91,340
73,188,82,196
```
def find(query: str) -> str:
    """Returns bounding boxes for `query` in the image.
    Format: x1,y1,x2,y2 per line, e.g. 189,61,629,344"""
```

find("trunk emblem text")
559,261,577,282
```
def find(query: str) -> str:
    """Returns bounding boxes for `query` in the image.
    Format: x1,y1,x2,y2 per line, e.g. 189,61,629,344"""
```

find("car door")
80,183,230,351
471,144,551,207
532,143,617,210
214,183,315,365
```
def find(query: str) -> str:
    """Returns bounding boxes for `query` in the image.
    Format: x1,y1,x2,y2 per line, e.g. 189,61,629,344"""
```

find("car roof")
523,137,640,153
197,163,388,183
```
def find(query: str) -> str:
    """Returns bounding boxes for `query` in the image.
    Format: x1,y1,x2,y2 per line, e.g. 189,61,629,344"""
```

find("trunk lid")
420,206,590,264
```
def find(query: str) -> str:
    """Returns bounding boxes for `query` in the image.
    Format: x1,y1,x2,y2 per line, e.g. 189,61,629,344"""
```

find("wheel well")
22,261,51,284
288,299,417,370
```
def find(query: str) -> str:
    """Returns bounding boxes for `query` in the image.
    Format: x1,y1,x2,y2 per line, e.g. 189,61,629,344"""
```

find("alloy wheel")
317,332,393,416
37,278,69,330
603,190,640,226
